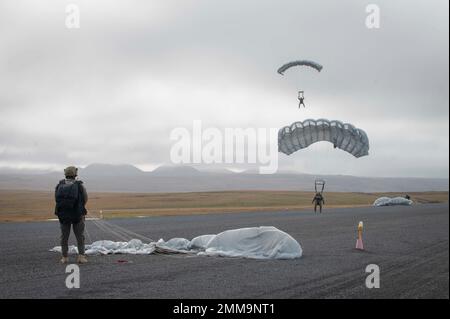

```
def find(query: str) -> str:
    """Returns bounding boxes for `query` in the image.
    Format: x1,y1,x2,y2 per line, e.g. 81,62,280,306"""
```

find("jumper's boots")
77,255,88,264
355,221,364,250
60,256,69,264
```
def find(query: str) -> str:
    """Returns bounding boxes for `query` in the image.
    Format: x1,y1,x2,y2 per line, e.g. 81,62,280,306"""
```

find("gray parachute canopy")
277,60,323,75
278,119,369,158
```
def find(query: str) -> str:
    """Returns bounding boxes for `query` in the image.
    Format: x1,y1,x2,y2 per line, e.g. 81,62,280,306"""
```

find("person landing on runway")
312,192,325,213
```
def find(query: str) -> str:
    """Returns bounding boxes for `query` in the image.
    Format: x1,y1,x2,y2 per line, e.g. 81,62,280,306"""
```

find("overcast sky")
0,0,448,177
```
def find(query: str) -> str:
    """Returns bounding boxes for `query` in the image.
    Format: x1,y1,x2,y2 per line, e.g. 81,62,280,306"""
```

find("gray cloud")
0,0,448,177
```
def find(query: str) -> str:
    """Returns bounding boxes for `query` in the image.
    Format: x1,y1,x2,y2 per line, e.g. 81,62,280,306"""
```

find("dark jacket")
312,193,324,204
54,178,88,223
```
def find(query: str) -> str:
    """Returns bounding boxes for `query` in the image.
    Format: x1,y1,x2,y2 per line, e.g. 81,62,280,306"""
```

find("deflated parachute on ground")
278,119,369,158
50,226,302,260
373,197,413,207
277,60,323,75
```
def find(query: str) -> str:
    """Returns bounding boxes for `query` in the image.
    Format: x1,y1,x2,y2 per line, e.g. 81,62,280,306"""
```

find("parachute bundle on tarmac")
50,226,303,260
278,119,370,158
373,197,413,207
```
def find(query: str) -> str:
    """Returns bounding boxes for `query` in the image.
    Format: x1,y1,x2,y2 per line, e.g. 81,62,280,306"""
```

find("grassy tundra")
0,190,447,222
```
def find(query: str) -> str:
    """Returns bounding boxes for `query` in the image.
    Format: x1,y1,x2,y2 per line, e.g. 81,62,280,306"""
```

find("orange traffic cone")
355,221,364,250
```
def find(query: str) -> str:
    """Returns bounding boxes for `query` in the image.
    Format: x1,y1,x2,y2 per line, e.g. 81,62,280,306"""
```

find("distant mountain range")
0,164,448,193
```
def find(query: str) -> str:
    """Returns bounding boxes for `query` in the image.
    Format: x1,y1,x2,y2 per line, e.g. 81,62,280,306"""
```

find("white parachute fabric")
160,238,191,251
50,227,302,259
278,119,369,158
201,227,302,259
50,239,156,255
151,227,302,259
373,197,413,207
188,235,216,250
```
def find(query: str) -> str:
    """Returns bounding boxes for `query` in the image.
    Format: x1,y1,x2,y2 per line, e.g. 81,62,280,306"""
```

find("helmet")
64,166,78,178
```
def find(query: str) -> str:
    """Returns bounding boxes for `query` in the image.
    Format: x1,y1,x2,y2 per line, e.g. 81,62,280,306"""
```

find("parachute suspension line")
91,219,130,242
99,221,138,242
315,179,326,194
96,209,156,242
89,210,131,241
84,220,93,244
88,217,156,243
90,219,125,241
99,220,156,243
84,209,107,244
100,221,135,241
84,215,192,258
92,219,189,257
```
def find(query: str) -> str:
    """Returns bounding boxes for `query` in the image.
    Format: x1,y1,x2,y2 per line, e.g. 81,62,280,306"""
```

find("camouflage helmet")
64,166,78,178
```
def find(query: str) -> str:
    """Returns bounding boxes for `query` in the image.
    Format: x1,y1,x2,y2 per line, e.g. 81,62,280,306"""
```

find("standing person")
55,166,88,264
312,192,325,213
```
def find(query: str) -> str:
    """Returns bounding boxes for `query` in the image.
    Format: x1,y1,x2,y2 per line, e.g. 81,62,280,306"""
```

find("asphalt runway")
0,204,448,298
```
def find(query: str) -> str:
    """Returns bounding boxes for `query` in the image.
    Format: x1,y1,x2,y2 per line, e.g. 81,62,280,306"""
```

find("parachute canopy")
277,60,323,75
278,119,369,158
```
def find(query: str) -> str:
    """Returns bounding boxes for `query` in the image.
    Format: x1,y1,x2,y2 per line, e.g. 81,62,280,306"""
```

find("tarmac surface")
0,203,448,298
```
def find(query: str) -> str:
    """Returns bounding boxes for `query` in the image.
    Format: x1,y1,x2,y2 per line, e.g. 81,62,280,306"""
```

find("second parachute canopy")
278,119,370,158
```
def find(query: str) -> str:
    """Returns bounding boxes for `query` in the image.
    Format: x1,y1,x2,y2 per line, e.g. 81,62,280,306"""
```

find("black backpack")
55,180,82,223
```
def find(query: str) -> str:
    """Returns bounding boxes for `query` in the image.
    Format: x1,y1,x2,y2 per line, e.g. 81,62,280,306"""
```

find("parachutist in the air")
298,91,306,108
298,97,306,108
